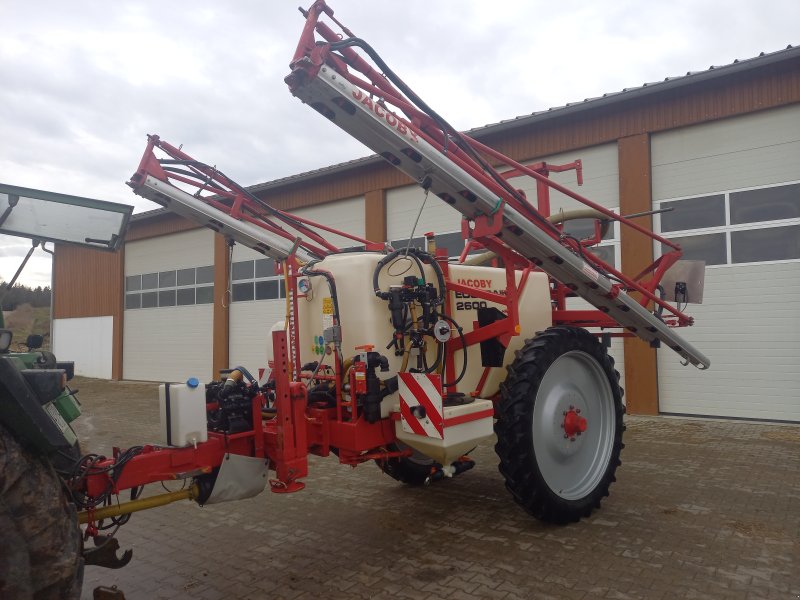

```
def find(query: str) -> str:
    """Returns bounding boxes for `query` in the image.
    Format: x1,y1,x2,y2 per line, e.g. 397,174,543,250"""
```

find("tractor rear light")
21,369,67,404
57,361,75,381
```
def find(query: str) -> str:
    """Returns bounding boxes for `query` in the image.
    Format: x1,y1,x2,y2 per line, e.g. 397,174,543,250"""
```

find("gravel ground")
69,376,800,600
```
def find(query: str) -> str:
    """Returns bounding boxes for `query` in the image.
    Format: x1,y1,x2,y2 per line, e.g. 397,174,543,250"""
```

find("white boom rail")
290,66,710,369
133,174,316,264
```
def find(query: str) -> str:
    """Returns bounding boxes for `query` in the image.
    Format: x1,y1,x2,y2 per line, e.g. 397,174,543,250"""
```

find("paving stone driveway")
71,377,799,600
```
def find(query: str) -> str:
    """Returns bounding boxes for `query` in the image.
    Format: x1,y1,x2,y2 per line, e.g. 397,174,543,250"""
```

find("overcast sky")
1,0,797,287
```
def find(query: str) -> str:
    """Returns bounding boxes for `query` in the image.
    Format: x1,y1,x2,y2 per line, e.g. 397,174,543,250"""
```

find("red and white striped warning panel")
399,373,444,439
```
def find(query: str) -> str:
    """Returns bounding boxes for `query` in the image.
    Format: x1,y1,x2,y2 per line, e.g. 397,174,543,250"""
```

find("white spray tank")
159,377,208,447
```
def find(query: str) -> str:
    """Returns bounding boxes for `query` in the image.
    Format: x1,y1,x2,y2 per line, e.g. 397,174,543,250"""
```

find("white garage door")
386,183,461,244
652,104,800,422
228,244,286,378
512,145,625,391
228,197,365,377
293,196,366,249
53,316,114,379
386,144,627,393
123,228,215,382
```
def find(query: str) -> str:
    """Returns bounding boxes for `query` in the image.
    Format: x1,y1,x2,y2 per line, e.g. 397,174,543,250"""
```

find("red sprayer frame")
73,0,710,537
75,328,406,527
286,0,704,341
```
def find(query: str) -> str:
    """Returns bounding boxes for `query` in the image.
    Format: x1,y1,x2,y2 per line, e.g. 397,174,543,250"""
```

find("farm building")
52,45,800,421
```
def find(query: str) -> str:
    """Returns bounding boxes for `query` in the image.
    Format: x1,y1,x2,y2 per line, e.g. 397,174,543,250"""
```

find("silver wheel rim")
532,350,615,500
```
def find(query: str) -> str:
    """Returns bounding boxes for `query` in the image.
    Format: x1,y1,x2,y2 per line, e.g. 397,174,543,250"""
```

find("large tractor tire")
0,423,83,599
495,326,625,524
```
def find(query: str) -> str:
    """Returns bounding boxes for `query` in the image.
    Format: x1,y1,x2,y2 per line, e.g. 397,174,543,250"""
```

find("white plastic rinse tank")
158,377,208,447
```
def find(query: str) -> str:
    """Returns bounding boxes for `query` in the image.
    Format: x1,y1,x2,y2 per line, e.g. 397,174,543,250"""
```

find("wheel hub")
532,350,617,500
562,407,587,439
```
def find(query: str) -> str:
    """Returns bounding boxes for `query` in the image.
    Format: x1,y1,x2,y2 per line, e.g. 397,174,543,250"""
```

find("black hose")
655,285,666,319
69,446,144,511
423,251,447,305
158,158,327,259
423,337,444,375
328,37,559,235
373,248,425,299
302,268,341,326
232,366,259,386
372,247,446,304
437,315,468,388
300,266,345,385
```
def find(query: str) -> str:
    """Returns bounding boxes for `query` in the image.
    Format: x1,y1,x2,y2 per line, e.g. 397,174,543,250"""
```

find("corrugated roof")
130,206,171,222
248,152,381,194
469,44,798,136
134,44,798,221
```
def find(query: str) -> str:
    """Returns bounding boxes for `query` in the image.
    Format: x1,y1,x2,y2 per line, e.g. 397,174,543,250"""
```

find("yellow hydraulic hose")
399,335,411,373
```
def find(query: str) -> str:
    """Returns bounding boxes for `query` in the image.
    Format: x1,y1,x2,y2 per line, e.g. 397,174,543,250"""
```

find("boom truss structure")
285,1,709,370
128,135,374,263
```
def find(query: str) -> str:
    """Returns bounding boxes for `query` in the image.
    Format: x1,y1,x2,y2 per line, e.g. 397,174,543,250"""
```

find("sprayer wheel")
495,326,625,524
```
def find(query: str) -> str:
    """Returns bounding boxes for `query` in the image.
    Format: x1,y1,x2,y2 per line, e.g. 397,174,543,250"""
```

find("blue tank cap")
186,377,200,388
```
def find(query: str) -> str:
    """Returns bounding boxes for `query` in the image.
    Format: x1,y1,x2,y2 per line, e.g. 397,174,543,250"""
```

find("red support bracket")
471,202,505,238
270,330,308,493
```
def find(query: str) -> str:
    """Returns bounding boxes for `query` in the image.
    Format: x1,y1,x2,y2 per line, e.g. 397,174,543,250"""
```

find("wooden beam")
364,189,387,242
51,243,126,380
618,134,659,415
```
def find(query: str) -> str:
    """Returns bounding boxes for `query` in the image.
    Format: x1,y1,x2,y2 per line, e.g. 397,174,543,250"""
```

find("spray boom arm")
127,134,374,263
286,1,709,369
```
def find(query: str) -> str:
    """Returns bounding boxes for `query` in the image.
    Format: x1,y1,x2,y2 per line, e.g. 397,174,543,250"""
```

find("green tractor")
0,183,131,597
0,327,86,597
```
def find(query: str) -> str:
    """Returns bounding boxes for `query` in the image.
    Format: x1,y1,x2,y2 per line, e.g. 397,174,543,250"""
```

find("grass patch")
3,304,51,350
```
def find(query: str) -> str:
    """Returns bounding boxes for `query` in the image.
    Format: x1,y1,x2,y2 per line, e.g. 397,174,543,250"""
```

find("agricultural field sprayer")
0,2,709,596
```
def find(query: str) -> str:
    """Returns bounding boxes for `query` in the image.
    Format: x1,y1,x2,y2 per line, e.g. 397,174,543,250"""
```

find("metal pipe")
0,193,19,229
5,240,39,291
41,243,54,351
461,251,496,266
78,484,199,524
463,208,610,267
0,240,40,314
620,206,674,220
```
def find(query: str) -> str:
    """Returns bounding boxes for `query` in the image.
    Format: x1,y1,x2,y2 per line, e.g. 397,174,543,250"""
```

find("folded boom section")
285,2,709,369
